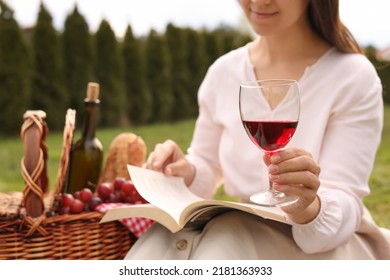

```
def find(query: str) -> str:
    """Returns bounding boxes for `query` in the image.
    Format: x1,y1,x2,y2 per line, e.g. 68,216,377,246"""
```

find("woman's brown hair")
307,0,362,54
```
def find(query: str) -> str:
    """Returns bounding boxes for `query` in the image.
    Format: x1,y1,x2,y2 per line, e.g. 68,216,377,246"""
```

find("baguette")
99,132,147,183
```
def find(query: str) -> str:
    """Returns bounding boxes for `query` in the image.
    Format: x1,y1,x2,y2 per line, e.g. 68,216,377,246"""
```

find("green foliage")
62,6,95,125
94,20,126,127
0,1,30,135
166,23,194,119
31,3,67,130
122,25,153,124
202,30,223,67
145,29,174,122
184,28,207,116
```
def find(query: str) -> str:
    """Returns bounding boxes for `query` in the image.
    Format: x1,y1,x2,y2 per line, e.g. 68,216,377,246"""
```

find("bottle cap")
86,82,100,101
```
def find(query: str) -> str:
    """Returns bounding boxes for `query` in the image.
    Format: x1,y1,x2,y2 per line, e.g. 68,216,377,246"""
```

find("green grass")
0,119,196,192
1,107,389,228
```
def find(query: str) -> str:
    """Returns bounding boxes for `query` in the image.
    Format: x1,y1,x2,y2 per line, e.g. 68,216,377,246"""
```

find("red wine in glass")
242,120,298,152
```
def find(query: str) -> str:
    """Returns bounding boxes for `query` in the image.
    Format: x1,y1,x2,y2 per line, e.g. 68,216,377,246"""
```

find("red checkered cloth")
96,202,155,238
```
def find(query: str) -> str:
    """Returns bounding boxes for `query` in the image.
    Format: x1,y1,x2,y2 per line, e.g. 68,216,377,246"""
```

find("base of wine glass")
250,190,299,207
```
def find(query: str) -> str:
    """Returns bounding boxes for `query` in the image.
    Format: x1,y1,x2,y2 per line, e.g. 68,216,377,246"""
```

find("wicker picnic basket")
0,109,136,260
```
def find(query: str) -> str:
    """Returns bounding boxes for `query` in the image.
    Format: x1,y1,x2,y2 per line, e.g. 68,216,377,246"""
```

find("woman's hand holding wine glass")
264,147,321,224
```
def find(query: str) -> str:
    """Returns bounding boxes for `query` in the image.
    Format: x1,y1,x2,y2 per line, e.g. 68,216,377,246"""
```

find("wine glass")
239,79,300,207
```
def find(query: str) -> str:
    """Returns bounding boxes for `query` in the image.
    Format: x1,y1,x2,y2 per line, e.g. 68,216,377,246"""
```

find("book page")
128,165,203,222
182,199,289,226
100,203,181,232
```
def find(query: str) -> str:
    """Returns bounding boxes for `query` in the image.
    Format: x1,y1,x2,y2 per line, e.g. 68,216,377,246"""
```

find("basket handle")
52,109,76,201
20,110,49,217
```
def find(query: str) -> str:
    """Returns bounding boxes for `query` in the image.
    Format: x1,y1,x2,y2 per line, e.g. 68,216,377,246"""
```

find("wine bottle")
65,82,103,193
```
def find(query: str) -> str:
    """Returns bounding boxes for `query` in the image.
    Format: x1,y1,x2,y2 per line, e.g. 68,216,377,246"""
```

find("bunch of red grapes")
59,177,147,214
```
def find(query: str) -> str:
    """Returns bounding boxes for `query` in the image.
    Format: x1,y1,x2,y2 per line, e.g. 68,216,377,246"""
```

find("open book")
100,165,290,233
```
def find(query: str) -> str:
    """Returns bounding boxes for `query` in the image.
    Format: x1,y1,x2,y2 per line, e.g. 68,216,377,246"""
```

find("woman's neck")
249,28,331,81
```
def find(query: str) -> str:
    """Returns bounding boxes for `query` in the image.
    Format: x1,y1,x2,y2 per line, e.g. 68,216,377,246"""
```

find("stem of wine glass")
268,179,284,197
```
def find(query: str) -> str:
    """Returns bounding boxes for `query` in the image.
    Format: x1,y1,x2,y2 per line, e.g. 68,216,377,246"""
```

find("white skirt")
125,209,390,260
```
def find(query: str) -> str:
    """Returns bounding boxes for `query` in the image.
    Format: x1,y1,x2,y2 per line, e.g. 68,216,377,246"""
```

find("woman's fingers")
165,159,196,186
265,147,321,216
268,148,321,180
145,140,179,171
270,155,321,177
144,140,196,186
270,168,320,190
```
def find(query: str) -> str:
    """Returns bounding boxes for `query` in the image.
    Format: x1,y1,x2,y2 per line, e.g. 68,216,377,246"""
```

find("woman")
126,0,390,259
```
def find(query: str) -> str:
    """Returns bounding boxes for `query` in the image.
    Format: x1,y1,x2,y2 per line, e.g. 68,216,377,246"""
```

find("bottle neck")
82,99,99,140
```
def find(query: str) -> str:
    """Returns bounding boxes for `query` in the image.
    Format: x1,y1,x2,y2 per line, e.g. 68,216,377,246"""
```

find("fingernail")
269,174,279,181
270,155,281,163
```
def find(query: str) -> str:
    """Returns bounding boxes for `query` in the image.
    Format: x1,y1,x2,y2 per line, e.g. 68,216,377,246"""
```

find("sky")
2,0,390,49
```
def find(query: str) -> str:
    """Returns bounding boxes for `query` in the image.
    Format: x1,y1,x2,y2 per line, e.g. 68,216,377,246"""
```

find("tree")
62,6,95,126
183,27,207,116
0,1,31,135
145,29,173,122
94,19,126,127
202,29,223,69
31,3,67,130
166,23,193,120
122,25,152,124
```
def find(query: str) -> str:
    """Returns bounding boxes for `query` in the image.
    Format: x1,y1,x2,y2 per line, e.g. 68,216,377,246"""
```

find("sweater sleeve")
186,65,225,199
291,184,362,253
